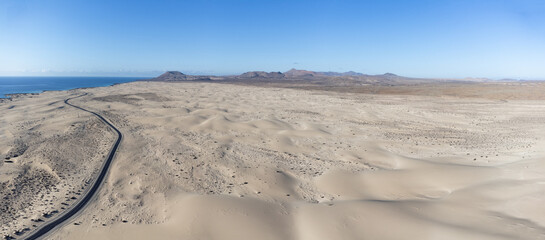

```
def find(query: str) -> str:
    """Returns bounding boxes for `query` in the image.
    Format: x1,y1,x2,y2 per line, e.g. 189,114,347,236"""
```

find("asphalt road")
23,94,122,240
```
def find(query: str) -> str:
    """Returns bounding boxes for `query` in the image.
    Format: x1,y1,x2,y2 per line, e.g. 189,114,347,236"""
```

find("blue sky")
0,0,544,79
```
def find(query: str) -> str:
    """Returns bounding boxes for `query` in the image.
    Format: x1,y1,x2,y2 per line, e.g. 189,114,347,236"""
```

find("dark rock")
238,71,285,79
150,71,212,82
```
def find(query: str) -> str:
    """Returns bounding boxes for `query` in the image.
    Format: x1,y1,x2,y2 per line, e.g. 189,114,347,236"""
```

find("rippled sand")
2,81,545,239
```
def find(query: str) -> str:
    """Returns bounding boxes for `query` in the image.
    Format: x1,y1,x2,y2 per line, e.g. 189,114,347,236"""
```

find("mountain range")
150,69,488,86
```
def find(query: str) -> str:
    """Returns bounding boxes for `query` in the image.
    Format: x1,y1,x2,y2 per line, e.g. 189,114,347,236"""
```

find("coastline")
0,76,146,100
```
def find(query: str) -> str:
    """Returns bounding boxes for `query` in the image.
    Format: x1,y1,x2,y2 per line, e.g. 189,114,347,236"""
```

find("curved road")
24,94,122,240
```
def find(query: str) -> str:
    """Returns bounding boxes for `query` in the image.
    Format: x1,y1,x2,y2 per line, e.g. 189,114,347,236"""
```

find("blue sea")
0,77,147,98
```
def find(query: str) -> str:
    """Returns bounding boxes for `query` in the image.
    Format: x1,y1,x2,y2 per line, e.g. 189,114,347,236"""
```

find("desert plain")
2,80,545,239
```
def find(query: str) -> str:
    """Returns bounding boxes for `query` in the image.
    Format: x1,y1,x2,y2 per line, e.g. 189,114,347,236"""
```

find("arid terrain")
2,78,545,239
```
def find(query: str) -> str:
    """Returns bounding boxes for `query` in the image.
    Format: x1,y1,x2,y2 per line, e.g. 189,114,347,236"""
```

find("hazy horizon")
1,0,544,79
0,69,542,81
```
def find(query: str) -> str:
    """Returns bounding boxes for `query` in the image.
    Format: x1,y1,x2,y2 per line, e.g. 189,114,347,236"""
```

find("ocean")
0,76,147,98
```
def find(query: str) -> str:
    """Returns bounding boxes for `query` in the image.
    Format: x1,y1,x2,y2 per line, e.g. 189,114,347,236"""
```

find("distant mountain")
238,71,285,79
317,71,365,77
151,71,211,81
283,68,317,78
382,73,398,77
149,69,482,86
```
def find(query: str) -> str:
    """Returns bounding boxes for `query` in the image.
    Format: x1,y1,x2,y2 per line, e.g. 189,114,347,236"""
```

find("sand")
2,81,545,239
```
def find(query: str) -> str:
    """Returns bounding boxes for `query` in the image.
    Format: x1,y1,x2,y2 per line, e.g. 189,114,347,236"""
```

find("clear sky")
0,0,544,79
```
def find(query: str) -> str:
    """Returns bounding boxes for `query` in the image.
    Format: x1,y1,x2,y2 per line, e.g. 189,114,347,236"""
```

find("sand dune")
2,81,545,239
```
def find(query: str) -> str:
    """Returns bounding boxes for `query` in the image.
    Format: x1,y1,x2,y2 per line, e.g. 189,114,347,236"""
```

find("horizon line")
0,70,543,81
